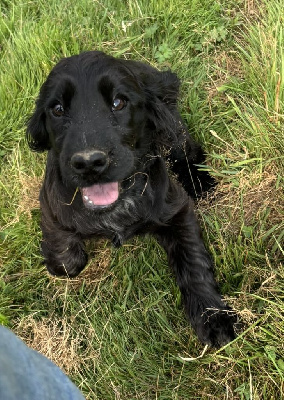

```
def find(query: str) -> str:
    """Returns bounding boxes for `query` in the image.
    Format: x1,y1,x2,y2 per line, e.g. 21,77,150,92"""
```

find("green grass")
0,0,283,399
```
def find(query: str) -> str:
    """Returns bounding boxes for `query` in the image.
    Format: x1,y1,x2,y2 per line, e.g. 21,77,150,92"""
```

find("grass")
0,0,283,398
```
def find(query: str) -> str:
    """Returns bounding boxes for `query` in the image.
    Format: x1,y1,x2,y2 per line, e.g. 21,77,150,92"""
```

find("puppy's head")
27,51,181,209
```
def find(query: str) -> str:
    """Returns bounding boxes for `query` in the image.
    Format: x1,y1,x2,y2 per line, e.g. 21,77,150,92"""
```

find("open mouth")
81,182,119,209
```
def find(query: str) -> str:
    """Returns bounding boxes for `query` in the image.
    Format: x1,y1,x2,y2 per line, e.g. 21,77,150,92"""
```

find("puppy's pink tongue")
82,182,119,206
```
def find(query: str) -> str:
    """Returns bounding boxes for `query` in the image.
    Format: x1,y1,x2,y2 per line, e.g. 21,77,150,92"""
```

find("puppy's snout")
70,150,109,174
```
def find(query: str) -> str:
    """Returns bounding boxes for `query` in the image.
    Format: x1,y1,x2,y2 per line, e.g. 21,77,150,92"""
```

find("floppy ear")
136,65,183,147
26,83,51,152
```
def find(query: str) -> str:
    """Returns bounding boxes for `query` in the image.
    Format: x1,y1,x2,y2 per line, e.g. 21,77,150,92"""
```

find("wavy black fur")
27,51,236,347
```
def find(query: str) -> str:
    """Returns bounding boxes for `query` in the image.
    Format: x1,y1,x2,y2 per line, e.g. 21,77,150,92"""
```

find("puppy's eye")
52,104,65,117
112,97,127,111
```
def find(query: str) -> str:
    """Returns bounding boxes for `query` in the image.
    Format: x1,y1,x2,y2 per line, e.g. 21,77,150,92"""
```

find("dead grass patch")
15,314,104,382
199,166,283,238
15,316,84,374
17,172,42,217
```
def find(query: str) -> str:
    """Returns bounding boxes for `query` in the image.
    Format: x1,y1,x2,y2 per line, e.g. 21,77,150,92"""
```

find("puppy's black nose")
70,150,109,174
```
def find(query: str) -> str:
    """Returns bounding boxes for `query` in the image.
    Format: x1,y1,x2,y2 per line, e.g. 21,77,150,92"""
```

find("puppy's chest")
72,198,147,241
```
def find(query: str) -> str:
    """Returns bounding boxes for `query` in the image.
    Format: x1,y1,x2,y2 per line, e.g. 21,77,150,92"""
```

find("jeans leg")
0,326,85,400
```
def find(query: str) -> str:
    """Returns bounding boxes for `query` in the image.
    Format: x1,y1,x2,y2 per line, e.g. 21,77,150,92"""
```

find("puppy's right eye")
52,104,64,117
112,97,127,111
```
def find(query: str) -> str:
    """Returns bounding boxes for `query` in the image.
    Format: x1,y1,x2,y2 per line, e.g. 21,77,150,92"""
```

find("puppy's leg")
40,211,88,277
157,191,236,347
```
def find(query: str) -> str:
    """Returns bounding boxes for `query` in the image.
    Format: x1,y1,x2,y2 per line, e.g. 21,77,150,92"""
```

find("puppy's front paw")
194,307,237,348
41,242,88,277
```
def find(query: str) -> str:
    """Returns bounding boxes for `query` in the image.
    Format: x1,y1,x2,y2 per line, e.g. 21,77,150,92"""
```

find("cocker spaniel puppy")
27,51,236,347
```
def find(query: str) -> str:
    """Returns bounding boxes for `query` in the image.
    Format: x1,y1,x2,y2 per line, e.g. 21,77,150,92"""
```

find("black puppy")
27,51,236,347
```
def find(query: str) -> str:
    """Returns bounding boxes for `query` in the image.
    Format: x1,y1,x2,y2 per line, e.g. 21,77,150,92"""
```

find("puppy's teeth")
84,195,89,200
88,200,93,204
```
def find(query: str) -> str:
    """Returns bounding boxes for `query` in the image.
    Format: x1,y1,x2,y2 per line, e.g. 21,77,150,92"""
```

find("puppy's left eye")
112,97,127,111
51,104,65,117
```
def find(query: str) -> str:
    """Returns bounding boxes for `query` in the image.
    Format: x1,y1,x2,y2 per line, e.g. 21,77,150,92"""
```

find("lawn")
0,0,283,399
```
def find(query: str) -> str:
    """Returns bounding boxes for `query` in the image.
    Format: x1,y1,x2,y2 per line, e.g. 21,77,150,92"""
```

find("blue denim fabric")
0,326,85,400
